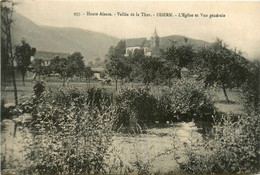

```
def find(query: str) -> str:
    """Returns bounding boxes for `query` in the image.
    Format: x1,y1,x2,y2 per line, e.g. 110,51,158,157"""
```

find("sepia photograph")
1,0,260,174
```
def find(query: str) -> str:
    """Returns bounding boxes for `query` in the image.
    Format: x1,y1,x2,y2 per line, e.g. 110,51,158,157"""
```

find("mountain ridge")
12,12,215,63
12,13,120,63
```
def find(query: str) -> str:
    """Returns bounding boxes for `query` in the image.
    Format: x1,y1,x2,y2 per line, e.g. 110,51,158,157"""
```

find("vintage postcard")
1,1,260,174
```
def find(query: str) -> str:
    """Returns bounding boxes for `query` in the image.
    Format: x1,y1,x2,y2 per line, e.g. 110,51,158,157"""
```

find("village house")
31,51,70,66
91,67,105,80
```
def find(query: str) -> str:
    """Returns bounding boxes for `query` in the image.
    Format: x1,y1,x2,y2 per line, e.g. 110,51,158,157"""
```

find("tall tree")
105,46,131,91
67,52,85,78
164,44,194,79
49,56,61,73
1,37,11,84
126,49,145,84
32,59,44,80
195,39,251,103
84,66,94,87
1,0,18,105
105,40,128,90
115,39,126,56
241,60,260,114
57,58,70,85
15,40,36,85
161,60,177,87
139,56,163,86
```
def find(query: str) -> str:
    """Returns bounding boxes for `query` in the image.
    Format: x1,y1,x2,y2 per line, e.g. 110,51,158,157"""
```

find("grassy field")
2,79,244,115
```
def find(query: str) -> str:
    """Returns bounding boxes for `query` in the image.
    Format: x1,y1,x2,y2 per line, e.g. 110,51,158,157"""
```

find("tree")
195,39,251,103
84,66,94,87
139,56,163,86
126,49,145,85
56,58,70,85
15,40,36,85
241,60,260,114
49,56,61,72
1,37,11,84
1,0,18,105
67,52,85,78
105,40,128,90
50,56,64,82
164,44,194,79
115,39,126,56
160,60,177,87
105,46,131,91
31,59,44,80
42,65,52,81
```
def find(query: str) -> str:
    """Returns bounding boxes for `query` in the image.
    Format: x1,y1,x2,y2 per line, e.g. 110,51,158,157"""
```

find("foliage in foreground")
1,99,13,121
240,60,260,115
114,87,159,131
156,79,216,122
174,114,260,174
19,87,117,174
9,79,260,174
114,79,216,130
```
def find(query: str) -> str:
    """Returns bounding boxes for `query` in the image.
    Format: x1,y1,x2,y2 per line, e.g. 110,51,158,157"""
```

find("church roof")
34,51,70,61
143,40,150,47
125,38,148,47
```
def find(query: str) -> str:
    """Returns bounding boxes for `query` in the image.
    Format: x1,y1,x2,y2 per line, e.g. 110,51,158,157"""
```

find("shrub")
175,114,260,174
240,62,260,115
85,87,113,110
33,81,45,97
157,79,216,122
20,89,117,174
1,99,13,121
114,80,216,130
114,87,159,129
18,81,46,114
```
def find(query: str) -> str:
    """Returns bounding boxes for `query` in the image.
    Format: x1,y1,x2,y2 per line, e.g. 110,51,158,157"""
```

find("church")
124,29,161,57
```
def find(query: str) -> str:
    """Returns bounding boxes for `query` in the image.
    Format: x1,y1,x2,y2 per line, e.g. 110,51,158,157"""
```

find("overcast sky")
14,0,260,60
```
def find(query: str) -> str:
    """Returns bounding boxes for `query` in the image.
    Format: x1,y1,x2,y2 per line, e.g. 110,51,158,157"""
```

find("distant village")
24,29,164,81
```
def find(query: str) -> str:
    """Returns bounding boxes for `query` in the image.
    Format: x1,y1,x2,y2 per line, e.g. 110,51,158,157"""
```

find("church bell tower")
150,28,159,48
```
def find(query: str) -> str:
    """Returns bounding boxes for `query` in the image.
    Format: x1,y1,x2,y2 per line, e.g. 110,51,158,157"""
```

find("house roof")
34,51,70,61
125,38,148,47
91,67,104,72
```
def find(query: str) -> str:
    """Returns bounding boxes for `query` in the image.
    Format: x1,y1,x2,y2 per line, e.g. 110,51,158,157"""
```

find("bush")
175,114,260,174
20,89,117,174
114,87,159,130
1,99,13,121
240,62,260,115
33,81,45,97
157,79,216,122
18,81,46,114
114,80,216,130
85,87,113,110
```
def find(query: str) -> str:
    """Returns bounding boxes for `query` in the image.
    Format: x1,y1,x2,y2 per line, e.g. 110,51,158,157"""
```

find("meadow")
2,79,244,115
1,78,258,175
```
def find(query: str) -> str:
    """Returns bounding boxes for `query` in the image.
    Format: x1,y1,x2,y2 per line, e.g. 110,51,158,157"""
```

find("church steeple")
152,28,158,37
151,28,159,48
